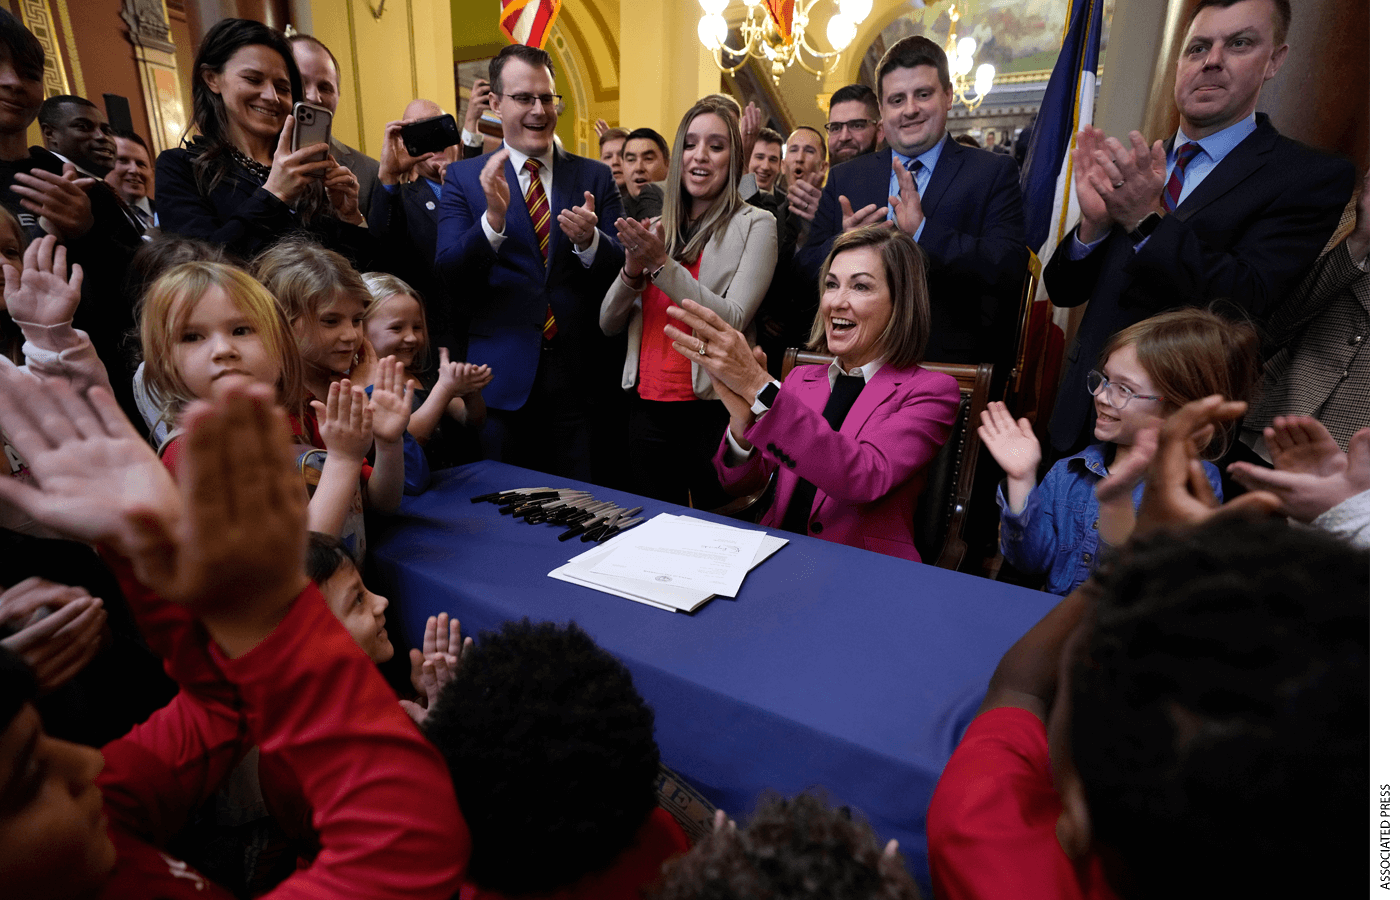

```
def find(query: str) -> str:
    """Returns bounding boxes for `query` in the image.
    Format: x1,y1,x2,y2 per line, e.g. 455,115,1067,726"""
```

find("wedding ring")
1112,180,1125,189
698,342,707,356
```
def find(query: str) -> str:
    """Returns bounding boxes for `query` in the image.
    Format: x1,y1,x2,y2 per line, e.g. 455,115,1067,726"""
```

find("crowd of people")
0,0,1369,896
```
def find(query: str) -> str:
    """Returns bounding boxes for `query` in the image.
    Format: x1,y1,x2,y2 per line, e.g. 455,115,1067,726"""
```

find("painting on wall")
859,0,1116,88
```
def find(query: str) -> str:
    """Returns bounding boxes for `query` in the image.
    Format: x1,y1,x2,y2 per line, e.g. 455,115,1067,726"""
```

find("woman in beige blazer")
601,97,777,507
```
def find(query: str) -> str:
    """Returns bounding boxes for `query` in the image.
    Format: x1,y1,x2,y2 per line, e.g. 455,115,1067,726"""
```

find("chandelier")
696,0,873,83
943,4,996,111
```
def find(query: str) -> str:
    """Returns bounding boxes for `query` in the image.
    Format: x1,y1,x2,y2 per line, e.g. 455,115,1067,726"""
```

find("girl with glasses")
979,307,1258,595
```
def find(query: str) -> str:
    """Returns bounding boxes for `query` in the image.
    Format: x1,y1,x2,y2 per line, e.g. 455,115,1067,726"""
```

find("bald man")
369,99,470,355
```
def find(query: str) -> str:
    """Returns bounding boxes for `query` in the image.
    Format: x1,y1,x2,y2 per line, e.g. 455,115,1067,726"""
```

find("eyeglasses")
824,119,872,134
503,92,563,110
1087,370,1162,409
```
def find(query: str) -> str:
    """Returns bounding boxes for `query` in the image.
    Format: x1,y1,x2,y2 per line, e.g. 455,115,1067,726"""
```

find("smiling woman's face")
203,44,293,150
820,245,893,371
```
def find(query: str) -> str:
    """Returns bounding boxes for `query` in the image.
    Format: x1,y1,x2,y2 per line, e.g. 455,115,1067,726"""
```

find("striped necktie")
1161,141,1202,213
522,157,558,340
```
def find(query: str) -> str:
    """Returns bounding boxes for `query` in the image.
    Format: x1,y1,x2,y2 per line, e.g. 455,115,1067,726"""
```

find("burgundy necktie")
522,158,558,340
1161,141,1202,213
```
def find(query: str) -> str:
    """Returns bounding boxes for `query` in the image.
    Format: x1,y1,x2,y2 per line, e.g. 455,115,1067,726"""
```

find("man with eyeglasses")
797,36,1026,374
437,43,624,480
824,83,882,166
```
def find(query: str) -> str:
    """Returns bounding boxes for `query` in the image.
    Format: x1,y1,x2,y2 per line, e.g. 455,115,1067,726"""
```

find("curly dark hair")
422,619,660,895
650,792,918,900
1071,517,1367,899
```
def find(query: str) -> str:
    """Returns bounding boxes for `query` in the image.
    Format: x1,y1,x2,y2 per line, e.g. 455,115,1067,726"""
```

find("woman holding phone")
154,18,374,265
600,97,777,507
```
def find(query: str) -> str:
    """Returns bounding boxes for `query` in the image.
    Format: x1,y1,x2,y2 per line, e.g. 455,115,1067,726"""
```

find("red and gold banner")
500,0,561,47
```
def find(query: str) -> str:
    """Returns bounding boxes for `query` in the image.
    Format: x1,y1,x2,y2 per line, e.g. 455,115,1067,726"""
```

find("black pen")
598,517,644,542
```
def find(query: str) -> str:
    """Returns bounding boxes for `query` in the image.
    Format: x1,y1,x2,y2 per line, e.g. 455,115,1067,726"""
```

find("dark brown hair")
876,35,951,100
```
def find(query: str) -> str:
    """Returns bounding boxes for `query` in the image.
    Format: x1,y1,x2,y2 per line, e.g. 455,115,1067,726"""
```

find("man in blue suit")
797,36,1027,374
437,44,624,479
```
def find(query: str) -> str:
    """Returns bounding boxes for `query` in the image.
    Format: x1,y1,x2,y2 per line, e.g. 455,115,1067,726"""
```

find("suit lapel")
547,148,577,274
1174,115,1277,224
919,138,965,220
807,364,901,518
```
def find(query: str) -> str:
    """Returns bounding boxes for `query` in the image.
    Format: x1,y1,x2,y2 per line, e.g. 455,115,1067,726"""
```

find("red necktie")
1161,141,1202,213
522,157,558,340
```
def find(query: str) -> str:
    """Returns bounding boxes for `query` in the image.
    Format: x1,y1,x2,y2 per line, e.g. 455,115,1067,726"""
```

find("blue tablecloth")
370,460,1059,895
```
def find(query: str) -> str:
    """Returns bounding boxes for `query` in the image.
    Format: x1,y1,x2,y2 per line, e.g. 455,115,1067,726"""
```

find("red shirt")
926,707,1118,900
460,807,689,900
638,255,703,402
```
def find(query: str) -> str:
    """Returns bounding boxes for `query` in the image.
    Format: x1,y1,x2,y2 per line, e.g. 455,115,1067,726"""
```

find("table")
370,460,1059,896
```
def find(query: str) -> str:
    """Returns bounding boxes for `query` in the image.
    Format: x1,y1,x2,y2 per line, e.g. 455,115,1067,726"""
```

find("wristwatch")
750,381,781,418
1128,211,1162,244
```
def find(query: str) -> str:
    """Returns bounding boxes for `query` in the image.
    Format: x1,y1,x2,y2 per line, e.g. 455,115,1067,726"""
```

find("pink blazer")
712,362,960,561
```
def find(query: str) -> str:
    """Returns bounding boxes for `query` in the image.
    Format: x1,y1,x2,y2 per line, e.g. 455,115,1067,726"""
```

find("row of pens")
471,487,645,543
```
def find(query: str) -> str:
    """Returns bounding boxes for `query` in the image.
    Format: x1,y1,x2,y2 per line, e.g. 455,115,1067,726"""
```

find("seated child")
980,307,1257,594
650,793,919,900
421,618,688,899
361,271,491,470
927,401,1366,900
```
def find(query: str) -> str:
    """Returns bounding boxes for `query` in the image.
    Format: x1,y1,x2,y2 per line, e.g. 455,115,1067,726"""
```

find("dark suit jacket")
330,136,380,218
1044,114,1354,453
367,178,461,348
797,141,1027,367
435,146,625,410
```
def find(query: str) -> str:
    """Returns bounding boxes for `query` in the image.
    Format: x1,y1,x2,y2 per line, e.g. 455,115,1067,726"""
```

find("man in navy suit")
436,44,624,479
1044,0,1353,455
797,36,1027,373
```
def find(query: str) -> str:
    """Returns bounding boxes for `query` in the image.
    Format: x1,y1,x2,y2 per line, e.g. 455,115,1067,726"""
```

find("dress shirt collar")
891,132,947,177
48,151,104,182
1170,112,1256,166
828,356,885,390
503,140,554,179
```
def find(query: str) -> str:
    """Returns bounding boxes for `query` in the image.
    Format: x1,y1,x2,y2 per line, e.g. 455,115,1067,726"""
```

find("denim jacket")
998,442,1223,595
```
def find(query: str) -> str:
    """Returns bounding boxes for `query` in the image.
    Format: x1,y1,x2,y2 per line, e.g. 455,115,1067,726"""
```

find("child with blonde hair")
250,238,423,509
362,271,490,468
981,307,1258,595
139,260,372,539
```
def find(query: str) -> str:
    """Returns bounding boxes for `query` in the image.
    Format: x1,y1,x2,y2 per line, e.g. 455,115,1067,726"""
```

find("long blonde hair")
362,271,432,376
661,98,746,266
140,262,304,424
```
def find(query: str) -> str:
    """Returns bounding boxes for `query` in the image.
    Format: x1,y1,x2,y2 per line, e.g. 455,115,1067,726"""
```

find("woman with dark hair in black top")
154,19,375,267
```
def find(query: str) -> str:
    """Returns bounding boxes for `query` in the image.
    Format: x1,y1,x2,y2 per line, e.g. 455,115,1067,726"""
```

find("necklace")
229,147,272,182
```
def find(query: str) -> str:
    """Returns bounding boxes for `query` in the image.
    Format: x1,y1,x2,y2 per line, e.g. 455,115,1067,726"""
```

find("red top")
94,564,470,899
926,707,1118,900
638,255,703,402
459,807,689,900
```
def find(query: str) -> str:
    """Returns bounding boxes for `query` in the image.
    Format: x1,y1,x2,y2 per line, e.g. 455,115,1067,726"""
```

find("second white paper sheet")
587,515,766,597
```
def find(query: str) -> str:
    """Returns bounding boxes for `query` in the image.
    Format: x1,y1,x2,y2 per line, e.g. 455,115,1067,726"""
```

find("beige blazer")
600,203,777,400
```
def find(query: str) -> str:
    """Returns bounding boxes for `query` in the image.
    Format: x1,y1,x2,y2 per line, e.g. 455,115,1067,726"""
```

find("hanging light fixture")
943,4,996,111
697,0,872,84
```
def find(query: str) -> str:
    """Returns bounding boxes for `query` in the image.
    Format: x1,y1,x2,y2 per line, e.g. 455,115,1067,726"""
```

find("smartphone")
292,101,333,164
401,113,459,157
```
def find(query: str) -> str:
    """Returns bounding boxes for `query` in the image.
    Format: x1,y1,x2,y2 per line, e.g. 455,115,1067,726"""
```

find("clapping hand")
12,164,95,241
559,190,598,249
436,347,492,396
839,194,888,232
370,358,413,444
615,215,667,276
888,158,924,236
1091,131,1166,231
480,148,513,234
1133,396,1280,536
0,577,106,694
787,177,822,223
312,378,374,462
401,612,471,724
3,235,82,329
1227,418,1368,523
978,402,1040,513
1070,127,1111,243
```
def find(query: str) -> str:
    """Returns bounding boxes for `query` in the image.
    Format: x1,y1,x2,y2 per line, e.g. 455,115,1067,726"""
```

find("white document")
547,514,789,612
588,516,766,597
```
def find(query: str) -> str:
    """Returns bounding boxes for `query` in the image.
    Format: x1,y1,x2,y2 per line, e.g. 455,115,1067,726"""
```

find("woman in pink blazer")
665,226,960,561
